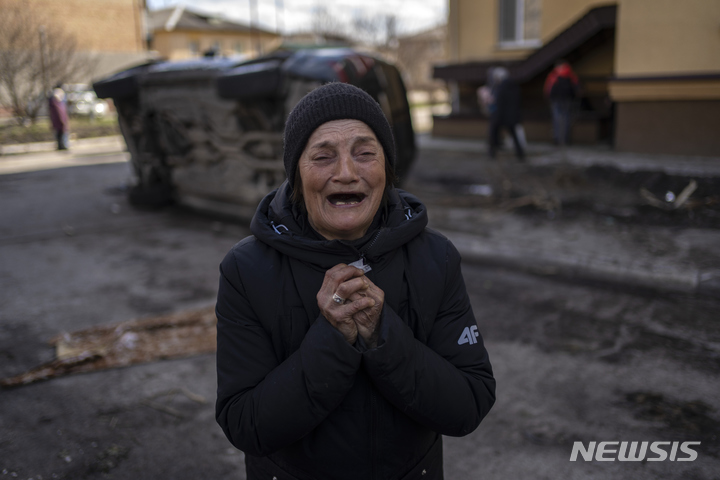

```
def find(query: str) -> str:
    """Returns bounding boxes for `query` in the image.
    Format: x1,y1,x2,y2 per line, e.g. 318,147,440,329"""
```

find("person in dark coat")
488,67,524,160
216,82,496,480
48,87,70,150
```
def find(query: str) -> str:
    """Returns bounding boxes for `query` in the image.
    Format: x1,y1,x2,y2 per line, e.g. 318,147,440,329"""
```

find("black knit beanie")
283,82,396,188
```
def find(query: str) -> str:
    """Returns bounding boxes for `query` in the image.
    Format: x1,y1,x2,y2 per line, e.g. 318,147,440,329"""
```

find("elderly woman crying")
215,82,495,480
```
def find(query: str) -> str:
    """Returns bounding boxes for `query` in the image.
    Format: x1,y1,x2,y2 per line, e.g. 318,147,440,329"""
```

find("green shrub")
0,116,120,144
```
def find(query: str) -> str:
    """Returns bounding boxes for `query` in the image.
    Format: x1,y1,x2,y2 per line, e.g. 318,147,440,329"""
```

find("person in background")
544,60,580,146
48,86,69,150
488,67,525,161
477,67,496,117
477,67,499,151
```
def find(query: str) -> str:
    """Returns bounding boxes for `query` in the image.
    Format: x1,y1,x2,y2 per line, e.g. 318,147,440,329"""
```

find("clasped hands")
317,263,384,348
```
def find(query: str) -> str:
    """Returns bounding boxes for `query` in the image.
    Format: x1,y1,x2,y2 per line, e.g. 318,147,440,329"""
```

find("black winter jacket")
216,182,495,480
491,79,522,126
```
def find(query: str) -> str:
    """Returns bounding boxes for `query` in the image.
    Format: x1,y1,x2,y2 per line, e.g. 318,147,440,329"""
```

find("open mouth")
327,193,366,206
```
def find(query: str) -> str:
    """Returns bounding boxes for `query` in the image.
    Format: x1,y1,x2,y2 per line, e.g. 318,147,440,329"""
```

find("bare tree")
0,0,93,124
395,25,447,92
306,7,398,51
351,13,397,47
384,15,398,49
311,6,346,39
351,14,380,45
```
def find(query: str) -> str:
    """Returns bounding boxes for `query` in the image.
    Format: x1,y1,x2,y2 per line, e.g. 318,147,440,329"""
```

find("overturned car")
93,48,416,219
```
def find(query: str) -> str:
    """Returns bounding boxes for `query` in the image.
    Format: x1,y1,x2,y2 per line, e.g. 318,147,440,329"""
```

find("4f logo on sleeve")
458,325,480,345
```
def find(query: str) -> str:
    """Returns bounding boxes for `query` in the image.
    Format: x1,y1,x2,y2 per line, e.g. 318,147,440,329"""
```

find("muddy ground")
405,148,720,230
1,147,719,479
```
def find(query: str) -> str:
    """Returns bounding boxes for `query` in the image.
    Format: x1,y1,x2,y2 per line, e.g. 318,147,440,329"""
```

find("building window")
234,42,246,54
498,0,541,48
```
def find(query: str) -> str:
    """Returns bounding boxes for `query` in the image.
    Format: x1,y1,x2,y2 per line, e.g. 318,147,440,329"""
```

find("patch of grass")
0,116,120,144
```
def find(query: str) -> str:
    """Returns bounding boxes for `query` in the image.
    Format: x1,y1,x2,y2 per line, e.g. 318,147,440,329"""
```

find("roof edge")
434,4,617,84
165,4,185,32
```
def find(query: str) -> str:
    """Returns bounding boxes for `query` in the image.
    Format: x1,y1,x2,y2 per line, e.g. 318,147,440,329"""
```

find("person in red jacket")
544,60,579,145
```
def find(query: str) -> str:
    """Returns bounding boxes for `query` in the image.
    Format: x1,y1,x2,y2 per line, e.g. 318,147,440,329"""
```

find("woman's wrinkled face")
298,119,386,241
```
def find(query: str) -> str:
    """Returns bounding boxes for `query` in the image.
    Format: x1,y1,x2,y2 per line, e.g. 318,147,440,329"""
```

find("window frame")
498,0,542,49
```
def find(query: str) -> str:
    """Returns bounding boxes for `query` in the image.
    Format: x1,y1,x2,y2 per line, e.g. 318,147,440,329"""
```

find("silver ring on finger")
332,293,344,304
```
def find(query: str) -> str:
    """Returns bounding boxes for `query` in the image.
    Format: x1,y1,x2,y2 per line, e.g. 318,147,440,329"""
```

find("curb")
440,229,720,298
0,135,124,156
417,134,720,178
0,140,59,155
0,136,128,175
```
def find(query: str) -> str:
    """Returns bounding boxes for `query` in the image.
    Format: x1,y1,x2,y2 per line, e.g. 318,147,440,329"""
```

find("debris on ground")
641,179,698,210
409,156,720,229
468,184,494,197
498,192,560,213
92,444,131,474
624,391,720,457
0,306,216,388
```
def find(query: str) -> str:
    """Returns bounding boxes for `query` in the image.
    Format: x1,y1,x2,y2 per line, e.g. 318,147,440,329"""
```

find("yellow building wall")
571,35,614,77
614,0,720,76
453,0,500,60
153,31,280,60
153,33,188,60
451,0,610,62
26,0,144,52
450,0,720,75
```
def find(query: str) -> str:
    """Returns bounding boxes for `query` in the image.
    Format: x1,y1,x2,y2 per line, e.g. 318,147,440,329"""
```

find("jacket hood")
250,180,428,270
556,64,575,77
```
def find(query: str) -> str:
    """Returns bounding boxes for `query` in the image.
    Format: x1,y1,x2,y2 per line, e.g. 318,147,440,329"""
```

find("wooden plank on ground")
0,306,217,388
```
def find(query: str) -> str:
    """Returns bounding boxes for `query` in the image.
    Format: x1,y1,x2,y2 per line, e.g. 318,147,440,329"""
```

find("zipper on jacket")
347,230,382,274
361,230,382,258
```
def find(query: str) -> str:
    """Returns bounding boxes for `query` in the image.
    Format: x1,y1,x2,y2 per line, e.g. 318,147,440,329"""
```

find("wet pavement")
1,137,719,479
0,164,245,479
